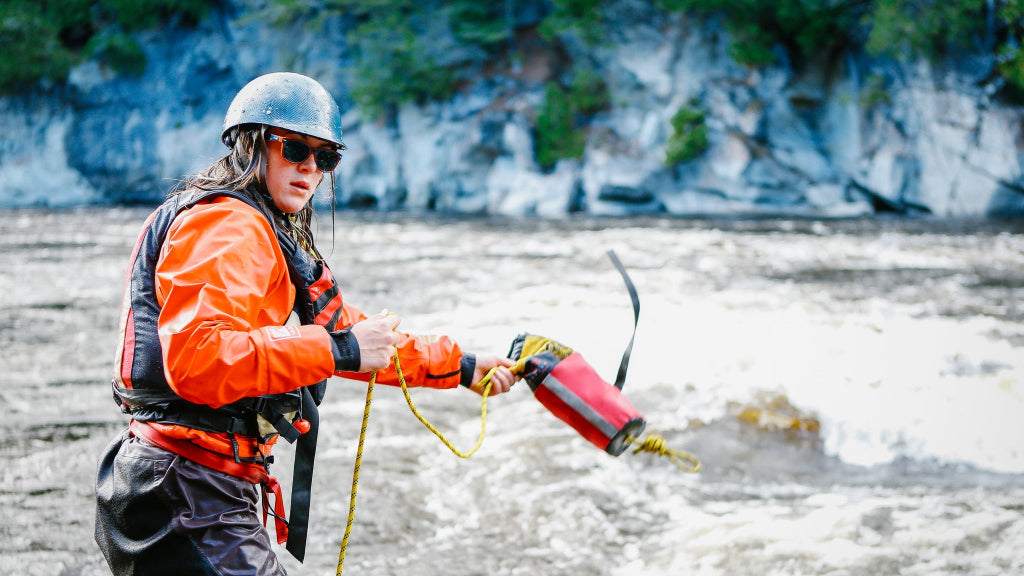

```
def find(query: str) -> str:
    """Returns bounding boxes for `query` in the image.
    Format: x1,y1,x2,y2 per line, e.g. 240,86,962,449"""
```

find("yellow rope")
337,354,494,574
335,368,376,575
399,366,495,458
626,434,702,473
336,352,700,573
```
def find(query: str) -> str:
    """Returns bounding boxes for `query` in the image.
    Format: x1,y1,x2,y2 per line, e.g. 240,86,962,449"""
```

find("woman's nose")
298,153,318,173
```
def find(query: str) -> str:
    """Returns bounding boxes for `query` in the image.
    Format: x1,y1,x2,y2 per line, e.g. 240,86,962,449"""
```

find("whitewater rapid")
1,209,1021,575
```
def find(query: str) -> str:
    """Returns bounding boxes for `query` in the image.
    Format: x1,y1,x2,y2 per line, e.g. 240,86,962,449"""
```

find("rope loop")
398,362,493,459
628,434,702,473
338,355,490,574
338,353,702,573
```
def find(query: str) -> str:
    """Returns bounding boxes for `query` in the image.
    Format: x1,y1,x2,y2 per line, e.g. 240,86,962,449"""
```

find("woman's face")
264,128,333,213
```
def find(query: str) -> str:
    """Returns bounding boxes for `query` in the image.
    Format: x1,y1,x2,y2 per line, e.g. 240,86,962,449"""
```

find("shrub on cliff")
0,1,76,92
865,0,988,58
344,8,458,118
532,65,609,170
569,65,610,115
864,0,1024,97
540,0,608,43
658,0,855,66
998,1,1024,91
536,82,585,170
660,0,1024,95
665,104,708,166
0,0,213,93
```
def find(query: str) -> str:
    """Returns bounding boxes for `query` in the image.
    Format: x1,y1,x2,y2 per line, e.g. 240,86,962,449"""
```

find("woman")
95,72,517,575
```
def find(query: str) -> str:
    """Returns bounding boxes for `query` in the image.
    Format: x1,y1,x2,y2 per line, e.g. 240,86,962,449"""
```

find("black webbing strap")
285,385,320,562
607,250,640,390
257,402,302,443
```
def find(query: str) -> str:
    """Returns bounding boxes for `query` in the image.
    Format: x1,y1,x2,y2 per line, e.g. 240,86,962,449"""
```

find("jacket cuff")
459,353,476,388
330,329,361,372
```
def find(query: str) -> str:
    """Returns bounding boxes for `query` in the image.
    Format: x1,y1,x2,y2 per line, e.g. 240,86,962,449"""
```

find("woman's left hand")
470,355,518,396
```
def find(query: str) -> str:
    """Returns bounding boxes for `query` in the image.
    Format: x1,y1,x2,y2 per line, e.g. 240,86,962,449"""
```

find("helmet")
221,72,345,148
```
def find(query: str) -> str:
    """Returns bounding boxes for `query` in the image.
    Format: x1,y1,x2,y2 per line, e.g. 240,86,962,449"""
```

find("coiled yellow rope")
627,434,702,473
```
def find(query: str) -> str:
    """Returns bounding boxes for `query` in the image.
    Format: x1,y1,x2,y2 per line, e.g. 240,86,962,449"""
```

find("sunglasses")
267,134,342,172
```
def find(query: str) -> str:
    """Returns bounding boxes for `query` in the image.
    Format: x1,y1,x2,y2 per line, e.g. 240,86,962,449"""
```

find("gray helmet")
221,72,345,148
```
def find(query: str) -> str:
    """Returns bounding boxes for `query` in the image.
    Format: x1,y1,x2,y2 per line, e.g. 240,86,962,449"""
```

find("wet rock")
1,1,1023,218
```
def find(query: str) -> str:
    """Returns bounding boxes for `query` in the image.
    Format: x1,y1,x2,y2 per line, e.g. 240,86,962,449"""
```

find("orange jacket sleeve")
155,197,336,408
335,302,469,389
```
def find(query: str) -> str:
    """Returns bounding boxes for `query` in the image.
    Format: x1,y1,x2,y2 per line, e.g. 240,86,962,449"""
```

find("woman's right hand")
350,310,402,372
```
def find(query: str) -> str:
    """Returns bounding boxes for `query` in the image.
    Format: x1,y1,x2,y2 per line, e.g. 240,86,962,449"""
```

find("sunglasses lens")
314,150,341,172
278,137,340,171
281,139,312,164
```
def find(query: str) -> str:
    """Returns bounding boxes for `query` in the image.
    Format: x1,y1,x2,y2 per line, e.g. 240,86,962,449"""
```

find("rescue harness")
111,188,339,562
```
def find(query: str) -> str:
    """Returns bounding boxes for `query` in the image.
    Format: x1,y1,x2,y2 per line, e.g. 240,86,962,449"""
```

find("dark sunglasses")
267,134,342,172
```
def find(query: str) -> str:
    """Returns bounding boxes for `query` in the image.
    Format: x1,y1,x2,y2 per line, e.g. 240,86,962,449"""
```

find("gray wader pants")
95,430,287,575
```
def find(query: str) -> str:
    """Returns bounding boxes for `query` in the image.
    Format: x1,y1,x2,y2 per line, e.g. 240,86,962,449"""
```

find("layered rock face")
2,0,1022,217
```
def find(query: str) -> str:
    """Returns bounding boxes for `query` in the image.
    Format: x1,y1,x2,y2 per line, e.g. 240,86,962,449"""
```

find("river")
1,208,1022,575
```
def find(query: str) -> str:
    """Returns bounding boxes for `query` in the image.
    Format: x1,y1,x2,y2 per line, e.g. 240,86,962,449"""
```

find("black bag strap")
607,250,640,390
285,385,320,562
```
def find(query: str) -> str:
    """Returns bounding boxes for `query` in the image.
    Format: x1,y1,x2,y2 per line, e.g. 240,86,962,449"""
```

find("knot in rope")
629,434,701,473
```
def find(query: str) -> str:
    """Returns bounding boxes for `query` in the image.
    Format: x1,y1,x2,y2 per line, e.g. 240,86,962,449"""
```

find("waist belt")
129,420,290,547
116,386,304,442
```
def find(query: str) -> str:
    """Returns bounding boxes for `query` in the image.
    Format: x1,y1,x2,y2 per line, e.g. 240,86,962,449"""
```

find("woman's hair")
171,124,335,257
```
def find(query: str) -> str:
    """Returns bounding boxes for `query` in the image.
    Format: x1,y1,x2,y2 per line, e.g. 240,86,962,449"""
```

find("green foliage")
531,65,610,169
859,73,891,107
0,0,214,93
445,0,514,47
997,0,1024,92
278,0,508,118
659,0,855,67
347,10,457,117
9,0,1024,117
262,0,615,118
999,0,1024,21
999,45,1024,92
86,32,147,76
104,0,213,30
724,19,778,67
1001,44,1024,74
568,66,610,115
664,104,708,166
536,82,585,170
0,1,76,92
45,0,95,31
539,0,608,43
864,0,987,59
861,0,1024,94
657,0,1024,95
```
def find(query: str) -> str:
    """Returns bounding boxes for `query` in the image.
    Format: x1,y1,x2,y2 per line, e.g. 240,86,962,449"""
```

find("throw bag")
510,334,646,456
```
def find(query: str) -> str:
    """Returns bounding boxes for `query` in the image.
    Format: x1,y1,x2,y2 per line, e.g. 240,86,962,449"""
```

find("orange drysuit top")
148,196,466,457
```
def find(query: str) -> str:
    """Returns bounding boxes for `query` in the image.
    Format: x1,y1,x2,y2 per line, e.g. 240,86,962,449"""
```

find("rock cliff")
2,0,1022,218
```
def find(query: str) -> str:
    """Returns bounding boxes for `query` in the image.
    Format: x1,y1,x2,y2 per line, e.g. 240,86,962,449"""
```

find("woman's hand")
350,310,402,372
469,355,519,396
